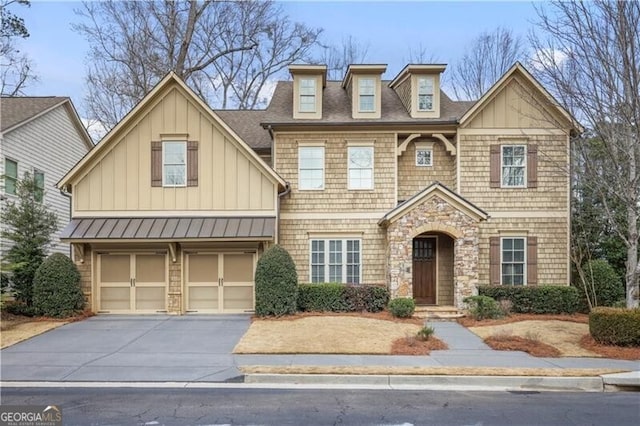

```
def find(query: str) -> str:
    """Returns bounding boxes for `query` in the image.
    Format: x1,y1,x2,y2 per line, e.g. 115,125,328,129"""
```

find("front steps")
414,305,465,320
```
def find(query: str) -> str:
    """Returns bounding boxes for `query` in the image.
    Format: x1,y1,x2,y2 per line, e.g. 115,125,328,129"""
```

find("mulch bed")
390,336,448,355
252,310,424,325
485,335,562,357
579,335,640,361
458,313,589,327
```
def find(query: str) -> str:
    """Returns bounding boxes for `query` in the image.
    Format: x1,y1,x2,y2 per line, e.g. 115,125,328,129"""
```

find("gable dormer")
389,64,446,119
342,64,387,119
289,64,327,120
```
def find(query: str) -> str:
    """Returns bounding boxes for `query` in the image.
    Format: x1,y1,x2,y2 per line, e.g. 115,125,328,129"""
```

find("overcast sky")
16,0,539,120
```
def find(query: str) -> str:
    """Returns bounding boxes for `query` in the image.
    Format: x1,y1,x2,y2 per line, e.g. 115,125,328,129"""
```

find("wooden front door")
413,237,437,304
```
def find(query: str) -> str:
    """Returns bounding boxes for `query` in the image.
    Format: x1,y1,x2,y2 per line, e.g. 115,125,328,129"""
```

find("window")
34,169,45,202
501,145,526,187
501,237,526,285
358,78,375,112
310,238,361,283
299,78,316,113
417,77,434,111
4,158,17,195
163,141,187,187
299,146,324,190
348,146,373,189
416,148,433,167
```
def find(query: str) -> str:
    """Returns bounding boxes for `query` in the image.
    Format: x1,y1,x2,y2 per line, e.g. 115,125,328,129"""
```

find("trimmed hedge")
589,307,640,347
388,298,415,318
463,295,504,320
33,253,84,318
478,285,579,314
254,245,298,316
297,283,389,313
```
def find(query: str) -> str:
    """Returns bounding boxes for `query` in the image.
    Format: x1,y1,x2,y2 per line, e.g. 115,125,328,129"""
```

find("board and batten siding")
0,104,91,254
72,86,276,214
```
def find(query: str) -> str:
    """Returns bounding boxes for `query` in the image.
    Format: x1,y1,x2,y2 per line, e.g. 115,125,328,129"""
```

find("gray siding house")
0,97,93,254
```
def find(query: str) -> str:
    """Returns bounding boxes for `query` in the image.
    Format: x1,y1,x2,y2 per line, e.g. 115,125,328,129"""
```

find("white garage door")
185,252,255,313
97,253,167,313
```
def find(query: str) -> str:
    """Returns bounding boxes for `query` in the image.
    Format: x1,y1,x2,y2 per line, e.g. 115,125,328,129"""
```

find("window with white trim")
4,158,18,195
501,145,526,187
299,146,324,190
501,237,526,285
358,78,375,112
299,78,316,112
348,146,374,189
417,76,434,111
163,141,187,187
34,169,45,202
310,238,361,283
416,148,433,166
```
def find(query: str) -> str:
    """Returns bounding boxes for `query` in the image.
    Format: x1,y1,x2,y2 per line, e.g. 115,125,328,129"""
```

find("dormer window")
358,78,375,112
417,77,434,111
299,78,316,113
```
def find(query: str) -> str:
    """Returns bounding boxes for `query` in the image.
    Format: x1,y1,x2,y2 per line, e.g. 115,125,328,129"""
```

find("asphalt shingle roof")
0,96,68,131
214,109,271,151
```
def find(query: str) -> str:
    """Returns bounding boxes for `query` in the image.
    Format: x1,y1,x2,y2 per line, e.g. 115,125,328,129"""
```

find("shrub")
463,295,504,320
416,326,434,341
478,285,579,314
589,307,640,347
388,298,415,318
297,284,389,313
581,259,626,308
254,245,298,316
4,301,39,317
33,253,84,318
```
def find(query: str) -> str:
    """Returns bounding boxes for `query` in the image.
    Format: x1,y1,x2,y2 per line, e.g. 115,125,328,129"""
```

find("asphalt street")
1,387,639,425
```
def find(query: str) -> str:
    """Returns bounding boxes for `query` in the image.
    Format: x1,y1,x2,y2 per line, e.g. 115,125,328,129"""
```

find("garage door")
97,253,167,313
185,252,254,313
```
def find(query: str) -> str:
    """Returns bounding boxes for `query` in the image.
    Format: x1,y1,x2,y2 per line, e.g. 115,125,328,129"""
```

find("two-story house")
57,61,579,314
1,97,93,255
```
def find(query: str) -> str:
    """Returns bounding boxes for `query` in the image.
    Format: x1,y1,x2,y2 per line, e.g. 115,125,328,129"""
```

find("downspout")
59,186,73,257
276,182,291,245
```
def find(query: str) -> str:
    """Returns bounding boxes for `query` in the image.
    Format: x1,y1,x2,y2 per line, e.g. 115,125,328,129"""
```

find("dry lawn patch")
1,313,68,349
458,313,589,327
234,316,423,354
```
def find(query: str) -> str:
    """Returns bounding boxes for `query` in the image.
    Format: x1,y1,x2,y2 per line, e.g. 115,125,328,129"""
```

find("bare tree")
531,1,640,308
74,0,321,129
318,36,369,81
451,27,526,100
0,0,37,95
403,43,440,64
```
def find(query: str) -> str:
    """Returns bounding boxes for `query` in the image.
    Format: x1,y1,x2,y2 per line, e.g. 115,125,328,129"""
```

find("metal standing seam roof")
60,217,276,240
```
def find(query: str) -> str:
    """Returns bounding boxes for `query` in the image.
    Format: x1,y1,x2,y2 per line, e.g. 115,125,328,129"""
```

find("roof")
214,109,271,151
60,217,276,241
0,96,68,131
378,182,489,226
262,80,474,126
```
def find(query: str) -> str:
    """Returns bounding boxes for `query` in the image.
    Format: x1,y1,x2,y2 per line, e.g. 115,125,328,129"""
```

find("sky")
14,0,541,125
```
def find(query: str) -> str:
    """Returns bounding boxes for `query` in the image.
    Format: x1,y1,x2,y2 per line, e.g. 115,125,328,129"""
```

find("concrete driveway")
0,315,251,382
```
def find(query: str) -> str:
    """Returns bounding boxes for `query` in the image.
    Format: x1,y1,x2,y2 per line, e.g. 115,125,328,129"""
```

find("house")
1,97,93,255
57,62,579,314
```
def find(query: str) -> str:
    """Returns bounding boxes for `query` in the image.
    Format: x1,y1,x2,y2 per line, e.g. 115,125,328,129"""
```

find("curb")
244,374,606,392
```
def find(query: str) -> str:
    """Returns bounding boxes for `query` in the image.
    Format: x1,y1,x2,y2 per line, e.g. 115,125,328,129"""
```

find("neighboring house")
57,61,580,314
0,97,93,255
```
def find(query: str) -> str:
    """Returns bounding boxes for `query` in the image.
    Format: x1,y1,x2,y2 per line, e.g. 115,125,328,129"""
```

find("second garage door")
185,252,255,313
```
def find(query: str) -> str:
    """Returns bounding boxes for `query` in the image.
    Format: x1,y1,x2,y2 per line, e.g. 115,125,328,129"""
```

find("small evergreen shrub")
416,325,434,341
297,283,389,313
388,298,415,318
589,307,640,347
582,259,626,308
479,285,579,314
4,301,39,317
33,253,84,318
254,245,298,316
463,295,504,320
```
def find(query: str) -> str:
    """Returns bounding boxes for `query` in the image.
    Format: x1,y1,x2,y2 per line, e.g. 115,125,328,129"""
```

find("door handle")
130,278,134,287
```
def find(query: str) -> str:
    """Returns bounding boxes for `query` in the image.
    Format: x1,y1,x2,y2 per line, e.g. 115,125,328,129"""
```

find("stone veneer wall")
167,246,182,314
75,244,93,310
386,195,481,307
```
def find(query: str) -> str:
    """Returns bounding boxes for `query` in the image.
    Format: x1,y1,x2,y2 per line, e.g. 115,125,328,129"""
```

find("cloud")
80,118,108,143
530,48,568,71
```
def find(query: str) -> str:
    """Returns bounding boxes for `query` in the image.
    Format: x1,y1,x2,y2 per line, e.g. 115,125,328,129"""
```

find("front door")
413,237,436,304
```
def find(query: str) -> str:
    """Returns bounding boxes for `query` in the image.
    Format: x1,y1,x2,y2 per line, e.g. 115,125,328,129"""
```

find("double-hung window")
4,158,18,195
310,238,361,283
358,78,375,112
417,77,434,111
501,237,526,285
501,145,526,187
34,169,45,202
163,141,187,187
299,146,324,190
299,78,316,113
348,146,374,189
